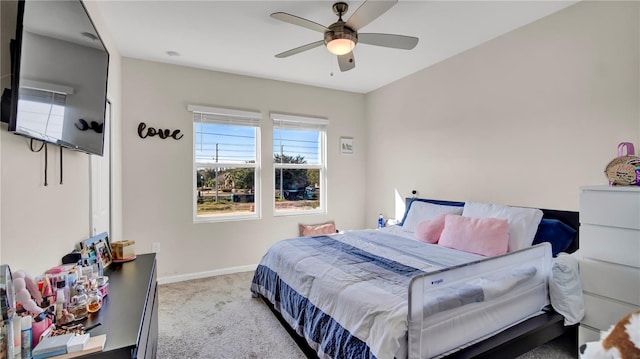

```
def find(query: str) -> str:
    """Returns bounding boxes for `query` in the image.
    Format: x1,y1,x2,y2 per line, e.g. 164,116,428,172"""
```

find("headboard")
404,198,579,254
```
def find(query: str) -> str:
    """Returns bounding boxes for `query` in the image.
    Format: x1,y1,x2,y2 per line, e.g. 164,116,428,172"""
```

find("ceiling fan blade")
338,52,355,72
358,33,419,50
275,40,324,58
346,0,397,30
270,12,328,33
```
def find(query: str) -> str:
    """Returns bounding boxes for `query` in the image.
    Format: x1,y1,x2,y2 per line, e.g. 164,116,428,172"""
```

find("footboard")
407,243,552,359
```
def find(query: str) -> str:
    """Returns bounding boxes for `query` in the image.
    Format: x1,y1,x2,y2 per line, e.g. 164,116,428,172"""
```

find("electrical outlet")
152,242,160,253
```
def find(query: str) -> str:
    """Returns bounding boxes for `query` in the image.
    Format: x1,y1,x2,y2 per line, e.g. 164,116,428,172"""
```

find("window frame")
189,105,262,223
271,113,328,216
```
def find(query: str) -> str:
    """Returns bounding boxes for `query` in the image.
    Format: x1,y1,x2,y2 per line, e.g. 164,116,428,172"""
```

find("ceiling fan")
271,0,419,72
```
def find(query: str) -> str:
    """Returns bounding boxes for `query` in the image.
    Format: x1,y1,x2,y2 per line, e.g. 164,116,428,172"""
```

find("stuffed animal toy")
13,269,44,316
580,310,640,359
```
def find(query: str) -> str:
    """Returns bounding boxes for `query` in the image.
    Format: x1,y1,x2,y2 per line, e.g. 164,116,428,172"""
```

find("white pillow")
401,201,463,233
462,201,543,252
549,253,584,325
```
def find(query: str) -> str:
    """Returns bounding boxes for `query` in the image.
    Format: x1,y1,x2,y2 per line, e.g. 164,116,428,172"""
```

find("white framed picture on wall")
340,137,354,155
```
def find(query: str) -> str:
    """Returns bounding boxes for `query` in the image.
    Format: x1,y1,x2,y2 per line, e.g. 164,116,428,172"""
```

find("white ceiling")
93,0,577,94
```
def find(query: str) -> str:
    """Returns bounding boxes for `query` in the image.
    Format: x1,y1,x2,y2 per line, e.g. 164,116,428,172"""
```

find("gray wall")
120,59,367,279
365,0,640,222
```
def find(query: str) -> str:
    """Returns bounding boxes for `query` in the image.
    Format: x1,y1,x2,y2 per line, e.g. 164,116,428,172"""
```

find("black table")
79,253,158,359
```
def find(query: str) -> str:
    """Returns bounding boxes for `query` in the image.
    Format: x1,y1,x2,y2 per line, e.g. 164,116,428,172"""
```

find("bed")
251,198,581,359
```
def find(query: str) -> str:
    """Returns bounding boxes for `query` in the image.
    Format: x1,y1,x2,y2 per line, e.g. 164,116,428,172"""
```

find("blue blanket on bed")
251,230,483,359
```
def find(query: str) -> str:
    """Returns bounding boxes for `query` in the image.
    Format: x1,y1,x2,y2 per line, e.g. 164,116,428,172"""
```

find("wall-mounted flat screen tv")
7,0,109,156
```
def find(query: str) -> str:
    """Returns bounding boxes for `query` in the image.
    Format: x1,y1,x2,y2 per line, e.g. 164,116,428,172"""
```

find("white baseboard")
157,264,258,285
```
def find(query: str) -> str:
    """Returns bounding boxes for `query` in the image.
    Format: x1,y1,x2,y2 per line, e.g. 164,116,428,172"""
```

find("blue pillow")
532,219,576,256
399,199,465,227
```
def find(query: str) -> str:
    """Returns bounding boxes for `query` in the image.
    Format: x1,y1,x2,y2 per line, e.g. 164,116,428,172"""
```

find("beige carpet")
157,271,575,359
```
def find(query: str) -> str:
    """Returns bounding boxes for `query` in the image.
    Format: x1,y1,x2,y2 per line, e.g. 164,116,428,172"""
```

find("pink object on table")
31,317,52,347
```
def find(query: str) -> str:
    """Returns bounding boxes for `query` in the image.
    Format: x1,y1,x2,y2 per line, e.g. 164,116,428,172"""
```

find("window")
189,105,261,222
272,113,328,215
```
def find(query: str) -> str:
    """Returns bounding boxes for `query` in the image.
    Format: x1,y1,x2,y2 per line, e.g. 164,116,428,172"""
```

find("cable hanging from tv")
28,139,64,186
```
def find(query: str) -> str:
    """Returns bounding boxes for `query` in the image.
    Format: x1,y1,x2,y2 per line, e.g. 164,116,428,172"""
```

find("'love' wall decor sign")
138,122,183,140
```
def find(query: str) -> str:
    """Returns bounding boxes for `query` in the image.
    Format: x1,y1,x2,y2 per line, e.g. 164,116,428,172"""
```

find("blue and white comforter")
250,229,483,359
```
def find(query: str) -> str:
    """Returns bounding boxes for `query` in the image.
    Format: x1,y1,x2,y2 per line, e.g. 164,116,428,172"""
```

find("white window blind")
190,105,260,166
272,113,329,130
272,113,327,166
19,87,67,106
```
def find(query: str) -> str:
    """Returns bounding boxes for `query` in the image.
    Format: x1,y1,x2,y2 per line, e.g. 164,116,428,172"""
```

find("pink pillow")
415,214,448,244
438,215,509,257
299,221,336,236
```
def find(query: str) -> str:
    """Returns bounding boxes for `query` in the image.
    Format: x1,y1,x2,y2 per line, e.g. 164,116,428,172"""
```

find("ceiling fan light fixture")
327,38,355,55
324,23,357,56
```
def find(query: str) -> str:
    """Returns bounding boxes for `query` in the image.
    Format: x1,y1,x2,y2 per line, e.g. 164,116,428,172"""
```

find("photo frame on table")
80,232,112,268
94,240,112,268
340,137,354,155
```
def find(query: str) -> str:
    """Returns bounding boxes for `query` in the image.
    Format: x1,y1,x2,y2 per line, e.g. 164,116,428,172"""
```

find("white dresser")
578,185,640,345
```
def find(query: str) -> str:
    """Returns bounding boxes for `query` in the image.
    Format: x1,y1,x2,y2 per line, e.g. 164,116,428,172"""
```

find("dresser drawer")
581,259,640,305
580,187,640,230
582,293,640,331
580,224,640,267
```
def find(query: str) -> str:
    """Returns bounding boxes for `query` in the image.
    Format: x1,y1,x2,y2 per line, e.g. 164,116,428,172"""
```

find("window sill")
194,213,260,223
